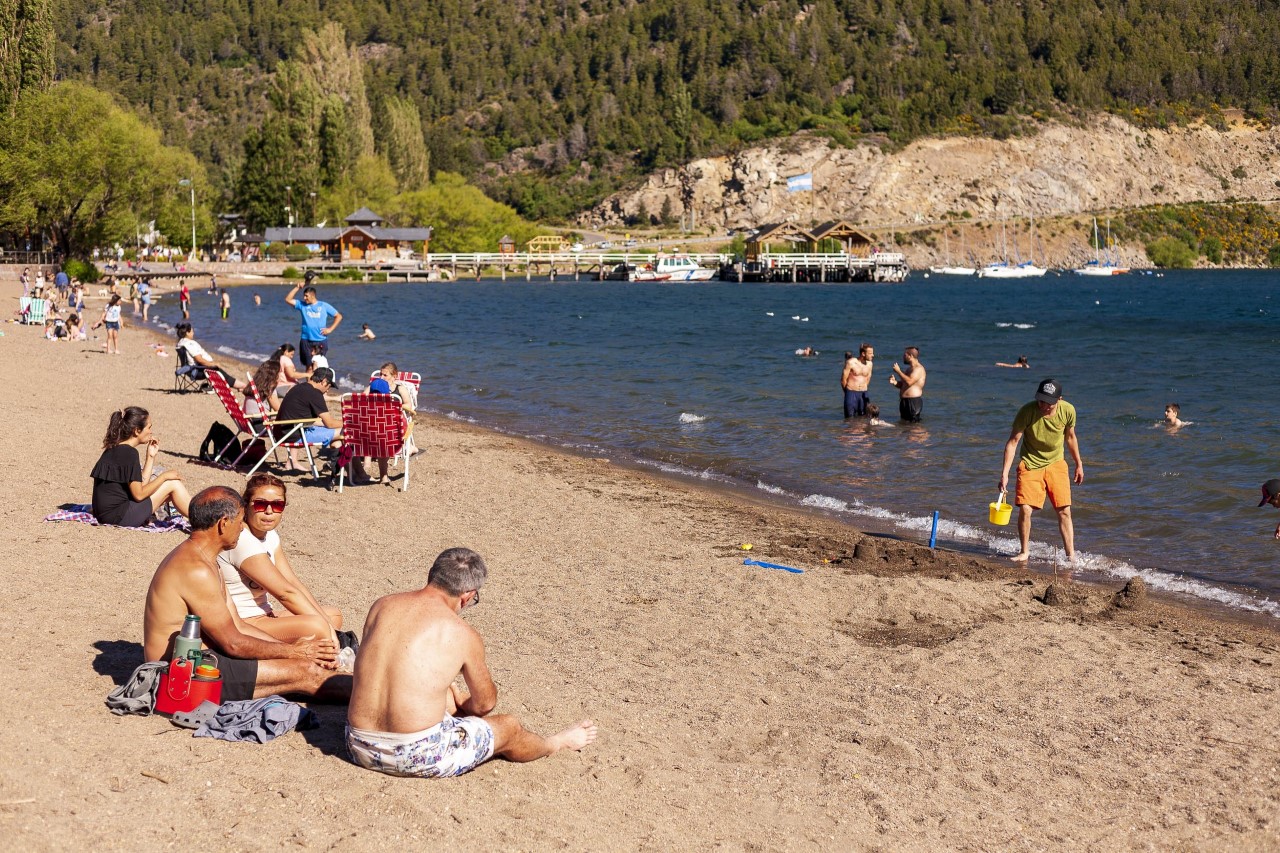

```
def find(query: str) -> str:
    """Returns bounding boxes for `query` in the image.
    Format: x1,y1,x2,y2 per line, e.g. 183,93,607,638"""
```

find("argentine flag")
786,172,813,192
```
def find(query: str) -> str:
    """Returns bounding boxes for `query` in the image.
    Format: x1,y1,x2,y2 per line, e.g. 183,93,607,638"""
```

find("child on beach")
92,294,124,354
66,313,85,341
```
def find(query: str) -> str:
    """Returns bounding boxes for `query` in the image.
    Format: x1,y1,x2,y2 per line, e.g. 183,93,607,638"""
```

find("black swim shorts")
899,397,923,423
202,651,259,702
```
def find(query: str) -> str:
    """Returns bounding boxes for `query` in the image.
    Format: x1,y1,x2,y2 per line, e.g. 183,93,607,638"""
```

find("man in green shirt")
999,378,1085,563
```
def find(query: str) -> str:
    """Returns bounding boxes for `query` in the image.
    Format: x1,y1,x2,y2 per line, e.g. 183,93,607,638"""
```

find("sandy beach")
1,274,1278,851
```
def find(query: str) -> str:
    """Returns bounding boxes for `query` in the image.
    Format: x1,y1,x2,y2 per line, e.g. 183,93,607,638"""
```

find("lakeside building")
261,208,433,261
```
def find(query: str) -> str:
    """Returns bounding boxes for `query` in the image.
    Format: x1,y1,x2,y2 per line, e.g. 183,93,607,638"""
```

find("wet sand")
1,275,1277,850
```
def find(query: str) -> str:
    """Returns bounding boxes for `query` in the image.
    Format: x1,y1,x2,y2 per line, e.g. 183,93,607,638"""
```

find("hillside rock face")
580,115,1280,265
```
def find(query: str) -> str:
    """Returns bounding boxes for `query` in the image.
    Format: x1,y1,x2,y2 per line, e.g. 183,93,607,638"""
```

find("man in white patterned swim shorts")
346,547,597,778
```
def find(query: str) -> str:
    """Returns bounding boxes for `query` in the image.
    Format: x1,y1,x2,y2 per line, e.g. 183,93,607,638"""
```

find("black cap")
311,367,336,386
1259,479,1280,507
303,270,317,282
1035,378,1063,404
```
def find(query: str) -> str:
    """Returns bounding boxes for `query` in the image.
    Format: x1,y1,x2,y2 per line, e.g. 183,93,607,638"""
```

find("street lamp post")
309,192,316,226
285,185,293,245
178,178,196,259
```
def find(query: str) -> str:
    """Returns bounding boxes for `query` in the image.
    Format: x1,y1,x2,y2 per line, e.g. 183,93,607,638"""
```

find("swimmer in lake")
867,404,891,426
996,355,1030,369
795,346,817,357
1164,403,1185,429
358,324,376,341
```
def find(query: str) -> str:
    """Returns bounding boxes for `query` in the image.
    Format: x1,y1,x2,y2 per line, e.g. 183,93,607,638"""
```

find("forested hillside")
52,0,1280,221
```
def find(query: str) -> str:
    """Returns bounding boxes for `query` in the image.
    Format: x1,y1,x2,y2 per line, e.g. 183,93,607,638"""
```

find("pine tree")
381,96,430,192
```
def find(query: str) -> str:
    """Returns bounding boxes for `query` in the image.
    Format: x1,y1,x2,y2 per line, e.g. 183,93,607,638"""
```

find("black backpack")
199,422,241,463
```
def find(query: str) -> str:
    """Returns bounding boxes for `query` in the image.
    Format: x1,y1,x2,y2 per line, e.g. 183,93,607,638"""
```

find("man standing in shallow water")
999,378,1085,563
841,343,874,418
890,346,926,422
347,547,596,778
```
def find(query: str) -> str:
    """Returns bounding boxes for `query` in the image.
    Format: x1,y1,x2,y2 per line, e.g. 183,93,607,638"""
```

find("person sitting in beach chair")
144,486,349,703
347,548,595,779
175,323,246,390
91,406,192,526
270,367,343,475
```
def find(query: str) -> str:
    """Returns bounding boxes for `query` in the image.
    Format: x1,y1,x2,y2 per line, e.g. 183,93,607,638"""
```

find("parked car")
623,239,638,247
598,240,613,249
571,242,584,253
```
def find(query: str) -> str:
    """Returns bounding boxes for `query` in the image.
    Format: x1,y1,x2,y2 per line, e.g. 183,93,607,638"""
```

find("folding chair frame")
335,393,412,493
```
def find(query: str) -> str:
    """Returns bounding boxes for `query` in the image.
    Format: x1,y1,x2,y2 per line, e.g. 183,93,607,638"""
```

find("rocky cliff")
580,114,1280,268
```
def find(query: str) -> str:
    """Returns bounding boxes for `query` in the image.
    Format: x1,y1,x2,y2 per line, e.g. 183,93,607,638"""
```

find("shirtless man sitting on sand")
347,547,596,778
143,486,350,702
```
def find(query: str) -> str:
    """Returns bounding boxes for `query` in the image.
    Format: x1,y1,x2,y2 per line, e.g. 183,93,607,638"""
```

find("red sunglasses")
249,499,287,513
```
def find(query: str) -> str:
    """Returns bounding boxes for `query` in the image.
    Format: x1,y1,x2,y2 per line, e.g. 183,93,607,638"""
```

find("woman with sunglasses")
217,473,343,647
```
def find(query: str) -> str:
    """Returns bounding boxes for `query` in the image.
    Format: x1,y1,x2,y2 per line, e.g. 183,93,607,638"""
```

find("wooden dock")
306,251,909,283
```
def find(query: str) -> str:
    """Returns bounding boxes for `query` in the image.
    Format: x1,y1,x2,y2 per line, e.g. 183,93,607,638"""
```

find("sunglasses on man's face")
249,499,287,514
464,589,481,609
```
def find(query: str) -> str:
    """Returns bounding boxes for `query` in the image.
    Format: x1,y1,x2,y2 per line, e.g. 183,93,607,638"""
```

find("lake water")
171,271,1280,619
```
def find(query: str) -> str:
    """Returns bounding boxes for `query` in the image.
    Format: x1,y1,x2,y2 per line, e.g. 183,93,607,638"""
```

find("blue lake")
172,270,1280,618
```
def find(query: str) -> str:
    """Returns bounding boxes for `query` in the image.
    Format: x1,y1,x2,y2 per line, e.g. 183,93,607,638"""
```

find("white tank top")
216,528,281,618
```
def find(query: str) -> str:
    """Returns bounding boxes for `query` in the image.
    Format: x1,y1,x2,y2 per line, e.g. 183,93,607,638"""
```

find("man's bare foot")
1010,552,1030,563
547,719,597,754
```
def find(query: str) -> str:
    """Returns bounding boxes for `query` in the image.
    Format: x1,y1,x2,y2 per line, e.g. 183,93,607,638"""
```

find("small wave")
679,413,707,424
801,493,853,512
756,481,790,496
995,322,1012,327
336,377,364,393
445,411,478,424
215,345,270,363
1012,323,1036,329
635,458,729,483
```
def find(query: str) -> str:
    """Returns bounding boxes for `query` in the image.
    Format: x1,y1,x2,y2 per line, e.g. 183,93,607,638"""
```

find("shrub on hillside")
282,266,301,279
1146,237,1196,268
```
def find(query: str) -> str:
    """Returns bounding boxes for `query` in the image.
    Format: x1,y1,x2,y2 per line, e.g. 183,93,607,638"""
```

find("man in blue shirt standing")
284,272,342,369
54,269,70,300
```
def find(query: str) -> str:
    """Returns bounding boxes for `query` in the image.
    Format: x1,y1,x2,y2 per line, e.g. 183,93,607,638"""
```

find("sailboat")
929,229,976,276
979,216,1046,278
1073,218,1130,276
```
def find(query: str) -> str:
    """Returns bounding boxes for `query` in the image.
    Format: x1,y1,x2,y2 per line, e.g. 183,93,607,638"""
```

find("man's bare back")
348,589,480,733
347,549,595,776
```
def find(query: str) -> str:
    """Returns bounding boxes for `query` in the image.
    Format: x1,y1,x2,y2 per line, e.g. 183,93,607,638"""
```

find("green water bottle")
173,614,203,669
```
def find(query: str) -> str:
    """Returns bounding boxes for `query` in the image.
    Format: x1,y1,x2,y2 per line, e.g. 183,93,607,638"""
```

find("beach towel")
43,504,191,533
193,696,318,744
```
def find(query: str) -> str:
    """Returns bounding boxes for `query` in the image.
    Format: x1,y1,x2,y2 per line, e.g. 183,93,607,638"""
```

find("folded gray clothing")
105,661,168,716
193,695,318,743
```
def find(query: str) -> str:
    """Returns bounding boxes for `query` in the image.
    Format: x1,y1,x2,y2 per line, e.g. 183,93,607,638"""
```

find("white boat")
929,229,976,276
654,255,716,281
977,215,1046,278
1073,218,1130,276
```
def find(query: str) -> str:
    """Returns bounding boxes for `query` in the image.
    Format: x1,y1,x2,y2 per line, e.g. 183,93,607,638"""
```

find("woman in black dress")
91,406,192,526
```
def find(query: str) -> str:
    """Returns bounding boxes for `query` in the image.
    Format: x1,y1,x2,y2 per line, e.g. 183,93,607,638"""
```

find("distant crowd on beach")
45,265,596,779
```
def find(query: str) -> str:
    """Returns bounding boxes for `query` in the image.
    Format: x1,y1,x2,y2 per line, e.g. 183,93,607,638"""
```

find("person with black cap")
999,378,1084,563
1258,479,1280,538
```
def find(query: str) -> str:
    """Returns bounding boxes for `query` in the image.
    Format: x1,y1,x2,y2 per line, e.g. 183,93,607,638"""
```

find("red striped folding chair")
368,370,421,463
335,393,412,493
204,370,268,468
368,370,422,390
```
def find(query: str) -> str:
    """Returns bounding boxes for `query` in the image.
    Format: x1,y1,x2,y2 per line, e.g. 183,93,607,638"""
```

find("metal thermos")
173,614,203,669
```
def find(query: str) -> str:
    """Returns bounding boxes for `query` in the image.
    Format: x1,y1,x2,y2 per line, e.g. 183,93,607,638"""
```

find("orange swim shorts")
1015,458,1071,510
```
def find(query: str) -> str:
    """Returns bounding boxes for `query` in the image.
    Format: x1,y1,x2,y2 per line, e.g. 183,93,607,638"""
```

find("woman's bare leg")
245,613,337,643
149,480,192,517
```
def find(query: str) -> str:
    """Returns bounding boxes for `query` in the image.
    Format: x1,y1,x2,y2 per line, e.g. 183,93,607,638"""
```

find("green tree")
0,0,54,114
1269,245,1280,268
1201,236,1223,264
391,171,536,252
380,95,431,192
0,82,205,259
